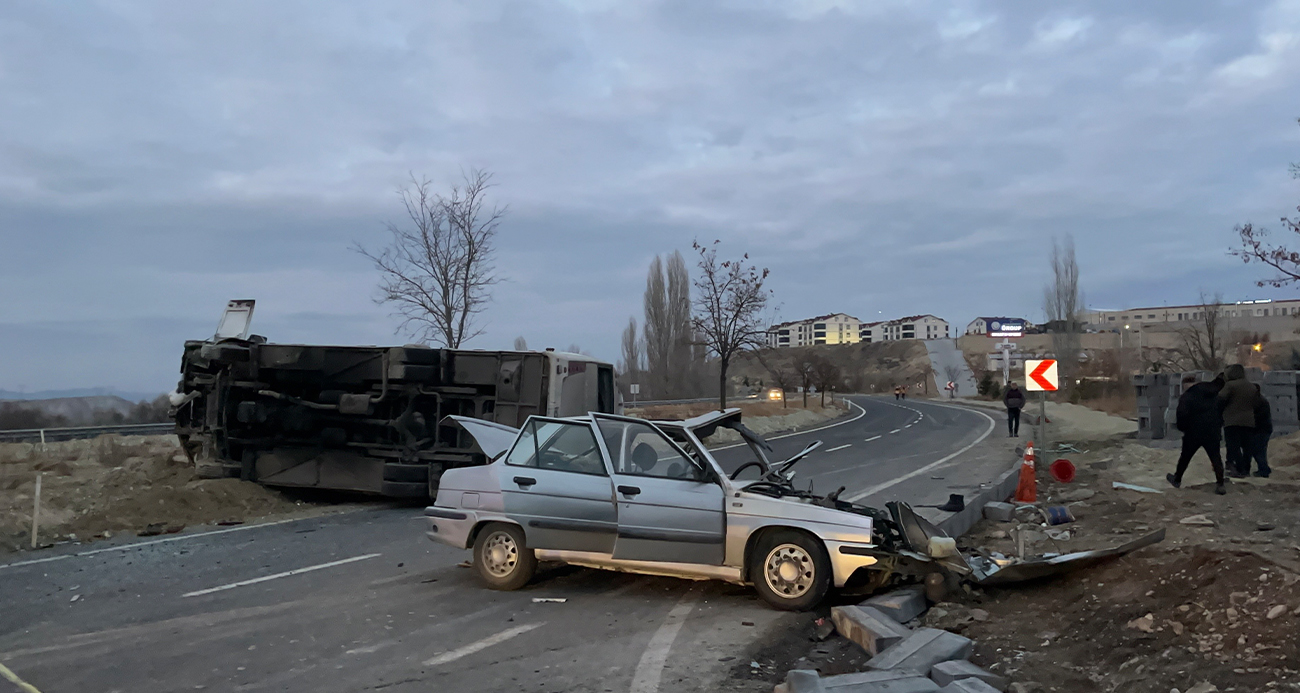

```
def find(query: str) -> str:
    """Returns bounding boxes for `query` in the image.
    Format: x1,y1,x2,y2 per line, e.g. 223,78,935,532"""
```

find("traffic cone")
1014,441,1037,503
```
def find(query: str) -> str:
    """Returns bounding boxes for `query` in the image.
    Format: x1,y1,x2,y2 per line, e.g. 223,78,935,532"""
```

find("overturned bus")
172,301,619,498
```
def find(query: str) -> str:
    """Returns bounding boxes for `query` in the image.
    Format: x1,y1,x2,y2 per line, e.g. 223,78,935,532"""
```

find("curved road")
0,396,1005,693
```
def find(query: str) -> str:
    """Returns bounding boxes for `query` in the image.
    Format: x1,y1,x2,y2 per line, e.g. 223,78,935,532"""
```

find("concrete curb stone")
863,585,929,624
832,605,913,656
867,628,973,673
937,677,1004,693
930,660,1008,691
774,669,940,693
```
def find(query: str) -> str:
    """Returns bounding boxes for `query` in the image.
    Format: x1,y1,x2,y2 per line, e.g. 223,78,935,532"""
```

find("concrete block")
774,669,824,693
820,670,939,692
930,660,1008,691
1264,370,1298,385
863,586,929,624
982,501,1015,522
832,605,913,656
937,679,1003,693
867,628,973,674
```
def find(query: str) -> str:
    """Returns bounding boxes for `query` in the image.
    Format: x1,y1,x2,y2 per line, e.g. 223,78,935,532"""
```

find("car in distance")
424,409,904,611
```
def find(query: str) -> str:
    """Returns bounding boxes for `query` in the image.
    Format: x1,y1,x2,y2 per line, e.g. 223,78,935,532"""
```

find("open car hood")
441,416,519,460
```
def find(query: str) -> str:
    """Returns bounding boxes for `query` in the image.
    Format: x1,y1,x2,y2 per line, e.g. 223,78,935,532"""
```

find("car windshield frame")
589,413,710,478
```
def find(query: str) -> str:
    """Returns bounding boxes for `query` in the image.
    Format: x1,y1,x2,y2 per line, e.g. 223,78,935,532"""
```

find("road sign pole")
1040,391,1048,456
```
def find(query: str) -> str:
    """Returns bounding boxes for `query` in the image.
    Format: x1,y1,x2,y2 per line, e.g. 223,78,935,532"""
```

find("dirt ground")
0,435,338,555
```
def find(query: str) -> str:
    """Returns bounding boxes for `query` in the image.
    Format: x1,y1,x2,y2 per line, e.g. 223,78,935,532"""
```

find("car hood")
442,416,519,460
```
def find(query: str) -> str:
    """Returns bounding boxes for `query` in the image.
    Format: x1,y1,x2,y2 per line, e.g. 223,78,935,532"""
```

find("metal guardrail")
624,395,761,408
0,422,175,444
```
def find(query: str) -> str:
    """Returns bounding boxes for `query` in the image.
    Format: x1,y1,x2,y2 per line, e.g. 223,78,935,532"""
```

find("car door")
498,417,617,554
593,416,725,565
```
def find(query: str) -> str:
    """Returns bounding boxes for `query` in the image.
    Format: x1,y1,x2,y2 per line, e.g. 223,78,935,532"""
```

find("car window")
595,419,701,481
505,420,607,476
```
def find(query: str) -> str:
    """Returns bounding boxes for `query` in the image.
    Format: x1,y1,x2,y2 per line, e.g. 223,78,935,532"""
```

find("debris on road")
531,597,567,603
1111,481,1163,494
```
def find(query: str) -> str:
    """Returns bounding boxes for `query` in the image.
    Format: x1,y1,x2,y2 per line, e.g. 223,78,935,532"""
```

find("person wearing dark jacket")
1167,375,1227,495
1248,383,1273,478
1217,364,1256,477
1003,383,1026,437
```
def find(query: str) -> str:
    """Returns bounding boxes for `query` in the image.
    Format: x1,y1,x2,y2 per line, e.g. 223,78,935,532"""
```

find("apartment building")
879,315,949,341
768,313,861,347
1084,298,1300,328
859,321,883,343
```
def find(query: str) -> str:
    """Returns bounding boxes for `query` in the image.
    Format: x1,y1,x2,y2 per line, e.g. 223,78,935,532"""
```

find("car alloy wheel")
482,531,520,578
763,543,815,598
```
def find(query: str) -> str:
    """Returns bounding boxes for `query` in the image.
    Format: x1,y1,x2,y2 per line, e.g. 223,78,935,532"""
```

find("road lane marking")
423,623,543,666
889,429,901,434
182,553,381,598
630,588,699,693
844,404,996,503
1,516,342,572
0,663,43,693
711,400,867,450
824,444,851,453
865,435,881,441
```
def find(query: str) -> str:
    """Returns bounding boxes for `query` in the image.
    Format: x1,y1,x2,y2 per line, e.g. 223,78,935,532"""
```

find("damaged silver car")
426,409,951,610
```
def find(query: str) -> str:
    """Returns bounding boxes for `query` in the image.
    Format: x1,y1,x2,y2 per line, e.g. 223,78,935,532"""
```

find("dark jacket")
1217,364,1256,428
1254,387,1273,436
1176,381,1224,439
1004,387,1026,410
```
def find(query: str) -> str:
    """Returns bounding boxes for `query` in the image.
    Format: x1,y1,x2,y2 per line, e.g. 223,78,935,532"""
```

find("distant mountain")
0,388,166,403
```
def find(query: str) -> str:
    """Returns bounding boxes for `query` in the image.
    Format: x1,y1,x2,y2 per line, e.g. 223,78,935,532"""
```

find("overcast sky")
2,0,1299,394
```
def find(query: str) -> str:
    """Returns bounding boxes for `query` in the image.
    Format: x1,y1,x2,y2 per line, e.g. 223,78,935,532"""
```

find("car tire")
472,523,537,591
750,529,831,611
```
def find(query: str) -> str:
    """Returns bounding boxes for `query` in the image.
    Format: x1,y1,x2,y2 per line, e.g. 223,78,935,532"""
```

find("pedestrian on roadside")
1167,375,1227,495
1217,364,1256,478
893,385,901,400
1248,383,1273,478
1003,381,1025,437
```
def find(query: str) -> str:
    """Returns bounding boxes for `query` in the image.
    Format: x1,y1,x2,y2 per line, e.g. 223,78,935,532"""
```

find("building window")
813,323,826,329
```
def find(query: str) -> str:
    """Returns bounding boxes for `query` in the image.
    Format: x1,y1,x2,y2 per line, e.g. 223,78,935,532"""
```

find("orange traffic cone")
1014,441,1037,504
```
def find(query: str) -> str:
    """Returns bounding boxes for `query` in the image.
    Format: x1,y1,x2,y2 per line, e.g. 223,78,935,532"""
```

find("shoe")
1227,471,1247,479
1166,473,1181,489
1252,471,1271,478
1215,484,1227,495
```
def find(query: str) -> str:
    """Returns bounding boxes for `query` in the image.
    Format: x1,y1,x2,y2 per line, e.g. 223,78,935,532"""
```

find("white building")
768,313,861,347
1084,298,1300,328
965,317,1028,336
859,321,884,343
879,315,949,341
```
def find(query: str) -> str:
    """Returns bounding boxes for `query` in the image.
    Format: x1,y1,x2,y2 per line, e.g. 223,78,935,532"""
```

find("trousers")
1007,407,1021,436
1174,435,1225,485
1249,430,1272,476
1224,426,1253,475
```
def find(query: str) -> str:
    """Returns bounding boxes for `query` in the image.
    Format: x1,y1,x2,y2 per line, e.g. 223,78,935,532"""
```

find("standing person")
1167,375,1227,495
893,385,901,400
1248,383,1273,478
1217,364,1256,478
1003,381,1025,437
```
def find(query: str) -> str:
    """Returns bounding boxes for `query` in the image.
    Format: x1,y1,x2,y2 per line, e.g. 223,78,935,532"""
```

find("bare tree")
1043,235,1082,389
666,250,696,397
758,352,796,408
691,240,771,409
1233,117,1300,286
1175,292,1231,372
796,356,816,408
355,170,504,348
620,317,642,382
643,256,670,398
513,336,528,351
811,356,842,407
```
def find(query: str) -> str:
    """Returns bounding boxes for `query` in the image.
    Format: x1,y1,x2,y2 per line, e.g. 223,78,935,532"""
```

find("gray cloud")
1,0,1298,391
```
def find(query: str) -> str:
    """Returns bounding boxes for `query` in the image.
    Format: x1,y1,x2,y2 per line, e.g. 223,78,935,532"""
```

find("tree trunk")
718,360,728,410
821,389,826,407
782,392,787,408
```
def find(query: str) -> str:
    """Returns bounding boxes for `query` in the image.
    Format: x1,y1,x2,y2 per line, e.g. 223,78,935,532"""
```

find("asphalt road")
0,395,1005,693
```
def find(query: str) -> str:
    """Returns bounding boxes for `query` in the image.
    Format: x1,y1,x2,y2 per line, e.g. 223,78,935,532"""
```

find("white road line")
630,589,699,693
865,435,882,442
711,400,868,451
1,516,332,572
423,623,543,667
844,404,996,503
182,553,381,598
889,429,901,434
824,444,852,453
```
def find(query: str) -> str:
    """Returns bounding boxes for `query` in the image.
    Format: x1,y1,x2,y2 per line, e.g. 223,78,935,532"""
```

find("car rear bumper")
424,506,477,549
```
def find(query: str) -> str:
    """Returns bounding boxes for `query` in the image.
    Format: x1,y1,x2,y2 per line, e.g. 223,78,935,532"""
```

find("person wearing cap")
1003,382,1026,437
1167,374,1227,495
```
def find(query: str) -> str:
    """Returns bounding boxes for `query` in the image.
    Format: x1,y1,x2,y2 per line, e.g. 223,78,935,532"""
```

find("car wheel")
472,523,537,591
750,530,831,611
